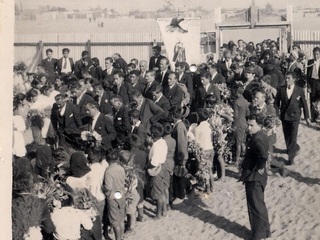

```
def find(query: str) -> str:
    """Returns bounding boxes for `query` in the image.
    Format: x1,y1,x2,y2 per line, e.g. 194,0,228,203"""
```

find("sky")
19,0,320,13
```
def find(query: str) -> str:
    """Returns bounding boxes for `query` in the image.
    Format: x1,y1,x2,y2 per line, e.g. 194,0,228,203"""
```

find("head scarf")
69,151,91,178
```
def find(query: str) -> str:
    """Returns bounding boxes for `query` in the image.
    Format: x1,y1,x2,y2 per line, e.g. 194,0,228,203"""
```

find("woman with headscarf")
34,144,54,179
91,57,104,81
66,151,102,240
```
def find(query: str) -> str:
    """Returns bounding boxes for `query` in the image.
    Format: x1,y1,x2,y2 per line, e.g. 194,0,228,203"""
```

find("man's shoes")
172,198,184,204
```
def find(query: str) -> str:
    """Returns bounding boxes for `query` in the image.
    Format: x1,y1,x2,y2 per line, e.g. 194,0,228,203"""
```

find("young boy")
103,150,126,240
232,84,250,166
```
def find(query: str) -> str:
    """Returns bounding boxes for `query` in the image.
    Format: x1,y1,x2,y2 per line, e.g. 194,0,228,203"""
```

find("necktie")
288,85,291,89
145,83,151,92
63,58,67,69
117,85,120,94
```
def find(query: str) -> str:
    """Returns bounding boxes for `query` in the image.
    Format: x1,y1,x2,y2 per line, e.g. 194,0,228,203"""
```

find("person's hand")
257,168,265,175
306,118,311,126
307,88,311,93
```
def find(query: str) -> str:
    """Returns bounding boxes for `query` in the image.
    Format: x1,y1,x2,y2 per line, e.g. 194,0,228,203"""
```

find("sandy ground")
123,122,320,240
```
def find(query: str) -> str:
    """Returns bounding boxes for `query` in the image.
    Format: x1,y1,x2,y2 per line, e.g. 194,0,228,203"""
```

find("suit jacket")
130,123,148,146
155,70,170,88
57,57,74,75
41,58,58,75
113,105,132,141
149,55,166,70
143,80,159,100
112,82,134,105
89,113,116,150
275,85,310,122
240,130,269,187
139,98,164,134
194,83,221,110
74,59,85,79
132,81,146,94
155,94,171,120
163,83,184,108
307,59,320,86
91,66,104,81
171,121,188,164
178,73,194,102
94,90,113,115
102,67,117,88
217,59,232,80
51,102,82,136
74,93,95,125
114,58,128,74
210,73,226,85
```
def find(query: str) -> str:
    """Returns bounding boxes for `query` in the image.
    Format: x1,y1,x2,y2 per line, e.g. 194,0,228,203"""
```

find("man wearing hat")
149,45,166,71
74,50,89,79
57,48,74,78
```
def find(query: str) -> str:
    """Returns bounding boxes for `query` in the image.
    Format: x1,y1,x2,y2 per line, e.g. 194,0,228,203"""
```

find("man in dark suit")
151,85,171,121
110,95,132,146
113,53,128,74
93,82,113,115
139,60,148,84
131,90,164,135
155,58,170,89
217,50,233,81
51,94,83,151
86,102,116,152
128,109,148,144
102,57,117,89
149,45,166,71
175,62,193,105
69,81,95,125
307,47,320,122
74,50,89,79
143,70,159,100
240,113,271,240
194,71,221,110
129,70,145,93
57,48,74,77
112,70,134,105
41,48,58,84
275,72,311,165
163,72,184,108
208,62,226,85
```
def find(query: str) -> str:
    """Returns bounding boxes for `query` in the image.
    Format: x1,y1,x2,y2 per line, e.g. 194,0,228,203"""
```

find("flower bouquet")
73,189,99,221
32,174,71,211
207,103,234,162
216,83,231,103
80,131,102,149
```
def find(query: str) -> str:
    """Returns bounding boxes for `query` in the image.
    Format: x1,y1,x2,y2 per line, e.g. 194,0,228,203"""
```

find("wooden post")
214,7,222,60
86,39,91,56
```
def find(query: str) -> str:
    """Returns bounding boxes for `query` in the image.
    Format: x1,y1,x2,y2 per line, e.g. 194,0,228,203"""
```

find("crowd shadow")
300,121,320,131
273,148,287,154
287,169,320,185
225,168,240,181
173,197,250,239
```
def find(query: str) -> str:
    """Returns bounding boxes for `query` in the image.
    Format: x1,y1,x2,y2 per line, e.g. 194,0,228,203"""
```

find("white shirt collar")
92,112,100,130
77,91,86,105
154,93,163,103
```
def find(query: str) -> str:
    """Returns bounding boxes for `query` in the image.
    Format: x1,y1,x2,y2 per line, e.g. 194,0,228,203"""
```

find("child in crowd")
232,84,250,166
103,150,126,240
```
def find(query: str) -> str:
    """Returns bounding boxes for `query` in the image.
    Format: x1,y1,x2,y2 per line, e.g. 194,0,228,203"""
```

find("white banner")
157,17,201,68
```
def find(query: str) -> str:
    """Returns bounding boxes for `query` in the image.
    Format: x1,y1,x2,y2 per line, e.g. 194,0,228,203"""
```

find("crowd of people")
11,38,320,240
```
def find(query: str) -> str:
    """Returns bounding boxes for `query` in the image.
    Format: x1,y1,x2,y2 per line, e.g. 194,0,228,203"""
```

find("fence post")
86,40,91,56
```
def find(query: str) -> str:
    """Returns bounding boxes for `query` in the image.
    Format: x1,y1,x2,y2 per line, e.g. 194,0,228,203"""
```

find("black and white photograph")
1,0,320,239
